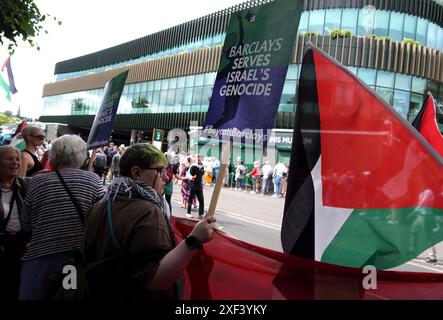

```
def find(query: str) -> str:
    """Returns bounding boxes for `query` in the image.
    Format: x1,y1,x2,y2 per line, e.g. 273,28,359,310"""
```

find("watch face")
187,236,196,246
186,236,202,249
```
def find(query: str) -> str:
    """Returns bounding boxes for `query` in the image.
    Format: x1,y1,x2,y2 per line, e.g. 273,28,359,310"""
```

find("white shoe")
272,195,279,198
186,213,193,218
249,191,256,194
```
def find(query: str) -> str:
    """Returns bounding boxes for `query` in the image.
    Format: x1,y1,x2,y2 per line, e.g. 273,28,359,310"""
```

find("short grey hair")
50,134,86,169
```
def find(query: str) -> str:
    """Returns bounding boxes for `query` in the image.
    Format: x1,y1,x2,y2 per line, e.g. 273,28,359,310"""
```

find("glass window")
168,77,177,89
411,77,427,94
298,11,309,34
175,88,184,106
202,86,213,106
403,15,417,40
340,9,358,35
166,89,175,106
394,74,411,91
177,77,186,88
427,22,438,48
192,87,204,109
161,79,169,90
147,81,154,91
408,93,424,122
308,10,325,35
204,72,216,86
194,74,205,87
325,9,341,35
376,71,395,88
437,28,443,51
376,87,394,105
154,80,161,91
279,80,297,112
143,91,153,105
185,75,194,87
140,82,147,93
393,90,410,118
347,67,357,75
134,82,141,94
152,91,160,107
357,68,376,86
286,64,299,80
183,87,193,106
389,12,404,41
374,10,390,37
358,6,376,36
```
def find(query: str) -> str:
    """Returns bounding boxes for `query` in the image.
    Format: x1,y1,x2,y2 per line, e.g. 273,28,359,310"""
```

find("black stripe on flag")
281,48,321,259
411,93,430,131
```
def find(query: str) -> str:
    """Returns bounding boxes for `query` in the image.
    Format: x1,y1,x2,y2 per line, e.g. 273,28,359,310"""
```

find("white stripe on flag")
312,156,353,261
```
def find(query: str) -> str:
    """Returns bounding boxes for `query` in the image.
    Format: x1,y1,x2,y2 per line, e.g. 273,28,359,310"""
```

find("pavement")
171,182,443,273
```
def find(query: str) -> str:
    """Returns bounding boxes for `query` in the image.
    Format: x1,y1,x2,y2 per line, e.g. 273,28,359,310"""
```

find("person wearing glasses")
19,126,45,177
84,143,216,300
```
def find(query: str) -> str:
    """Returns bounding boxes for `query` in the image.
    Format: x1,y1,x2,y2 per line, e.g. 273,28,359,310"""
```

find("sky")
0,0,246,118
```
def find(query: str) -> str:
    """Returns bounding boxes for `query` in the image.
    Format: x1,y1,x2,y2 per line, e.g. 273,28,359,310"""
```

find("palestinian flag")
10,120,27,151
281,45,443,270
411,92,443,157
1,57,18,101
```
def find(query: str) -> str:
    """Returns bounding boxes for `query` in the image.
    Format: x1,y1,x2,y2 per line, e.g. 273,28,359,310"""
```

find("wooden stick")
206,141,232,218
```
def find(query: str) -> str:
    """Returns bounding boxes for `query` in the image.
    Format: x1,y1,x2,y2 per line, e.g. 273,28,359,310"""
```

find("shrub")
341,29,352,38
329,28,352,39
303,31,318,37
377,36,391,41
402,38,421,46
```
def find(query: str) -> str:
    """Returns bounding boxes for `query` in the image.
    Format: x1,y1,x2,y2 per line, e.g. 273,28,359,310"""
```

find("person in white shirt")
261,161,273,196
272,162,287,198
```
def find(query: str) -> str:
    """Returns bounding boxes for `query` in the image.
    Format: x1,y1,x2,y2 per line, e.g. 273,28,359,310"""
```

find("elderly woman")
84,143,215,300
0,146,30,300
19,135,105,300
19,125,45,177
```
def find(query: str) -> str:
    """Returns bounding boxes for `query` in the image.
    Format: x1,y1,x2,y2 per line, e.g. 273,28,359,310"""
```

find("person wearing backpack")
83,144,215,300
235,161,247,191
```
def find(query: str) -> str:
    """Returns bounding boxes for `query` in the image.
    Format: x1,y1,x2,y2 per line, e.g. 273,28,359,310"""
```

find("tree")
71,98,87,112
132,97,150,109
4,110,13,118
0,0,61,53
0,113,15,126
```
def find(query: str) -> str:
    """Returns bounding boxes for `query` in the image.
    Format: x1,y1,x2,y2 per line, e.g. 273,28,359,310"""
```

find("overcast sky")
1,0,245,118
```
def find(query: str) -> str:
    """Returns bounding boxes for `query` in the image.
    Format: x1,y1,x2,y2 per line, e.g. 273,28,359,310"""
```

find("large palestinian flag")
281,45,443,270
411,92,443,157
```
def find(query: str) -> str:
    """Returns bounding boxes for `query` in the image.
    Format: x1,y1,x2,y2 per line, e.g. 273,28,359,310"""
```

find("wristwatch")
185,235,203,250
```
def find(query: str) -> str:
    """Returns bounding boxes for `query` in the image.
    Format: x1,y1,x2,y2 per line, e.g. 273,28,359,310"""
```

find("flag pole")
206,140,232,218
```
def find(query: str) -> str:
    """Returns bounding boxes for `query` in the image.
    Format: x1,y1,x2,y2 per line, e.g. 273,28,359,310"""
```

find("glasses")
145,167,167,176
30,134,45,139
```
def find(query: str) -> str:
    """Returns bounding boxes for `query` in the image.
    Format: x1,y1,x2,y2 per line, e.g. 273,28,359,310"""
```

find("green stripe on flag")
321,207,443,269
0,74,11,101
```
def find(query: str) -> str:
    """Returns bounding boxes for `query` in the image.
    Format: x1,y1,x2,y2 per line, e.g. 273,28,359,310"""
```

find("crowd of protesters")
1,125,440,300
0,126,215,301
173,152,290,202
